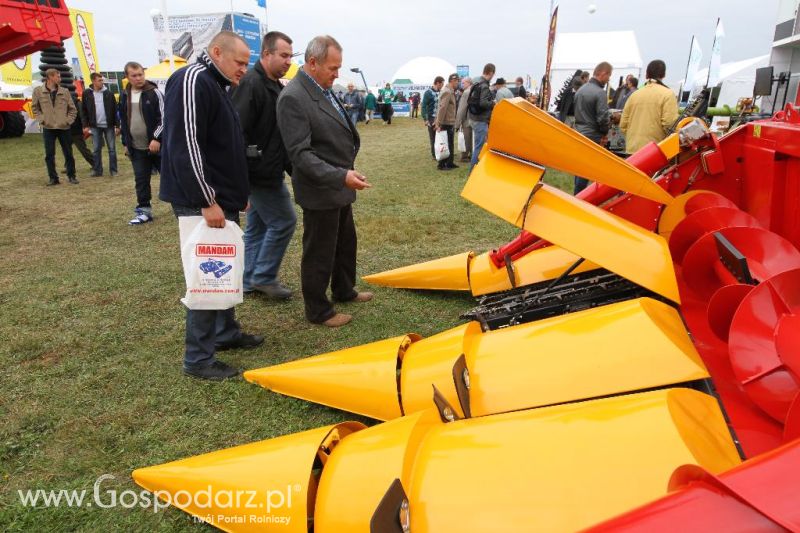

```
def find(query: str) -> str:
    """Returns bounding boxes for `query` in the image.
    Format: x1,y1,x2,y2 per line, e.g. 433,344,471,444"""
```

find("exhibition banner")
152,13,262,67
0,55,32,86
68,9,101,82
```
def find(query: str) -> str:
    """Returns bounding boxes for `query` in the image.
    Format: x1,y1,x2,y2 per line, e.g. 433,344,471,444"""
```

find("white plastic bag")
457,130,466,153
434,129,450,161
178,216,245,310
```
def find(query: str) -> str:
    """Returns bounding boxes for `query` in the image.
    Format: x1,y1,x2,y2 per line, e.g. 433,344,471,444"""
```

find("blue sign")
457,65,470,79
232,14,262,68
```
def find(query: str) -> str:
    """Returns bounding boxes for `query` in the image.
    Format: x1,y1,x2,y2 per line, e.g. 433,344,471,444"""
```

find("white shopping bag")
457,130,466,153
178,216,245,310
434,129,450,161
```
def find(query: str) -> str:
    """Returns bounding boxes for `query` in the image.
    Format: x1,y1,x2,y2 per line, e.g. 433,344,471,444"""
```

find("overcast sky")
63,0,781,87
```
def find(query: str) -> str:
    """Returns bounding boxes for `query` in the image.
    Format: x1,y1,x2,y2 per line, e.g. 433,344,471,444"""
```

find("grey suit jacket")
276,71,361,210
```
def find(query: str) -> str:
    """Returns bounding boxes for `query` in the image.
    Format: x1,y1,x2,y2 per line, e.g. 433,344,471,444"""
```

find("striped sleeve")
181,65,216,206
152,87,165,141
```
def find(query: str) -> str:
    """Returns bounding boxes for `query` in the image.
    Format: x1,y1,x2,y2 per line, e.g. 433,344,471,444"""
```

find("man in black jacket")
231,31,295,300
468,63,496,168
277,35,372,328
119,61,164,225
82,72,119,177
160,31,263,381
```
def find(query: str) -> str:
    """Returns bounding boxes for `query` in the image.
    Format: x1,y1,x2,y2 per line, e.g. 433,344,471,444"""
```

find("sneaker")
321,313,352,328
46,180,60,186
215,333,265,351
128,208,153,225
252,282,293,300
183,360,240,381
68,177,79,184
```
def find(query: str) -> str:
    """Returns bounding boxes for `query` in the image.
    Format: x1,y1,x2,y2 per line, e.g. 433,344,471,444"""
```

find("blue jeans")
470,120,489,167
244,182,296,290
42,128,75,180
172,205,243,369
91,127,117,175
349,110,359,125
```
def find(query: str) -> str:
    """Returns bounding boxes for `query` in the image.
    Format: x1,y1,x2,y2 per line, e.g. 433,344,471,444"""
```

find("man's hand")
202,203,226,228
344,170,371,191
115,127,121,136
148,139,161,154
83,127,90,136
123,146,129,157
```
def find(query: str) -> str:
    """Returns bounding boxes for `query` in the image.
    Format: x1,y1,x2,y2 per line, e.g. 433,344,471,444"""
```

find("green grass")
0,118,571,531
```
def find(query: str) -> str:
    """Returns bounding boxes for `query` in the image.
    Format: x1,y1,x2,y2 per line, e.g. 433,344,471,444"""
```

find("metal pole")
160,0,174,74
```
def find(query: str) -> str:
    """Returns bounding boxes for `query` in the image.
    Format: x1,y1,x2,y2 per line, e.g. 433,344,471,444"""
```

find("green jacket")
365,92,377,110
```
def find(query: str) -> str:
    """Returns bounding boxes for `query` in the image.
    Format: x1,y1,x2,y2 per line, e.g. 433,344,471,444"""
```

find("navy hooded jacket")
159,52,249,212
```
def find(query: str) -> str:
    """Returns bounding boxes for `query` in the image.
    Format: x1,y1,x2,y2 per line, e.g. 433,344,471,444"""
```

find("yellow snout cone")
133,389,739,532
245,298,707,420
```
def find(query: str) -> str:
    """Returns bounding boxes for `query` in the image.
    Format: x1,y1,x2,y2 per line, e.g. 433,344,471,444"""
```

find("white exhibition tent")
682,55,770,108
549,31,643,111
390,56,457,85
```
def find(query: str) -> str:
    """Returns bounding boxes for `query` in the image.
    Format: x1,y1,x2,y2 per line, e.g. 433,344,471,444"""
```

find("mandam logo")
75,14,96,73
196,244,236,257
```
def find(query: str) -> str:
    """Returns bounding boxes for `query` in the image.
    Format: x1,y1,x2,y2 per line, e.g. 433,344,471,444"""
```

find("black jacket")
230,61,291,188
82,87,119,128
119,80,163,147
467,78,495,123
159,52,249,212
276,70,360,210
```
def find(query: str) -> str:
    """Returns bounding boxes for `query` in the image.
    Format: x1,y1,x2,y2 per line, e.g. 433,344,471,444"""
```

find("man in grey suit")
277,35,373,328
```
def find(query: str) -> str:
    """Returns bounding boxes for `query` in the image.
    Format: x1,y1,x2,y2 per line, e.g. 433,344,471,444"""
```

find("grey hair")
304,35,342,63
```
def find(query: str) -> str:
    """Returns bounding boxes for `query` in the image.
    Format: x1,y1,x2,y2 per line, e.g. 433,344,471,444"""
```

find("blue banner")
232,14,261,68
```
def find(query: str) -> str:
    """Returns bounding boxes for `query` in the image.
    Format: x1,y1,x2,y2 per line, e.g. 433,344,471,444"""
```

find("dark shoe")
321,313,352,328
46,180,60,186
460,155,471,162
215,333,264,351
446,163,460,169
110,171,119,177
68,177,79,184
437,166,453,171
183,360,240,381
89,172,102,177
253,282,292,300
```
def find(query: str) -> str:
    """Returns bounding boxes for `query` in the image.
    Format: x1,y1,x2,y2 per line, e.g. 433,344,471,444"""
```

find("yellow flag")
68,8,101,82
0,55,33,86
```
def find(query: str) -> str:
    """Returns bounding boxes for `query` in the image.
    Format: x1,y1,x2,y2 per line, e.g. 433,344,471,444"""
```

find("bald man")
160,31,264,381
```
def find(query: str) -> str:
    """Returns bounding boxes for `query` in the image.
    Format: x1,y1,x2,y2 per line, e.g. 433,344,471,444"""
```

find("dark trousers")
437,125,455,169
427,123,436,159
301,204,358,323
381,103,393,124
130,148,159,208
574,176,590,195
43,128,75,181
172,205,242,369
411,105,419,118
72,131,94,167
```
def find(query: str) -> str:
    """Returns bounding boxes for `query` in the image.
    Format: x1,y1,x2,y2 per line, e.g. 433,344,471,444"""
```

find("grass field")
0,117,570,531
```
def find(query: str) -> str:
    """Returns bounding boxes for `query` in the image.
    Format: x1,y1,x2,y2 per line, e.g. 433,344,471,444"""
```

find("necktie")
325,90,347,121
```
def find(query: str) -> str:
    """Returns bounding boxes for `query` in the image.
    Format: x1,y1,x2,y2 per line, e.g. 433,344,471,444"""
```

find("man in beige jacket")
434,73,459,170
31,69,78,185
620,60,679,154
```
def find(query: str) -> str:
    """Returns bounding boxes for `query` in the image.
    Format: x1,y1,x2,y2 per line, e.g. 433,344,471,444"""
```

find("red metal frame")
0,0,73,65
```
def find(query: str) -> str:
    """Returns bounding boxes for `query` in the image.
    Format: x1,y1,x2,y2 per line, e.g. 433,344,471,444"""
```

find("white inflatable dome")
391,56,457,85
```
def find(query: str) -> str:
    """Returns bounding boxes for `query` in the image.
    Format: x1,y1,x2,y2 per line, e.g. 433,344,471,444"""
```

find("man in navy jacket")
160,31,263,381
119,62,163,225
